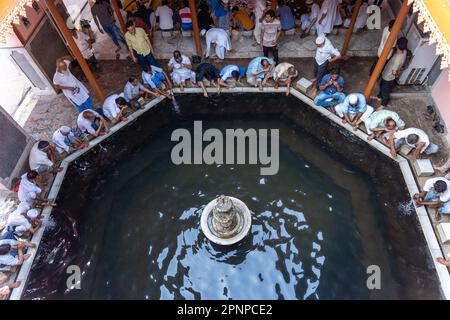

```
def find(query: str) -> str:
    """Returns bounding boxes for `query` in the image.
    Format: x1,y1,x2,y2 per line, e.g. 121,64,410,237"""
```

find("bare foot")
9,281,21,289
435,212,442,221
252,42,259,47
23,254,31,261
203,91,208,97
437,257,450,267
370,95,382,102
342,119,347,124
180,85,184,92
367,134,375,141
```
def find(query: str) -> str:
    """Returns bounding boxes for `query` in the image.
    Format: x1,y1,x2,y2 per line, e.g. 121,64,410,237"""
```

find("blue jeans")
394,138,439,155
314,60,329,89
103,23,126,46
314,91,346,108
75,97,93,113
424,190,450,214
136,52,159,69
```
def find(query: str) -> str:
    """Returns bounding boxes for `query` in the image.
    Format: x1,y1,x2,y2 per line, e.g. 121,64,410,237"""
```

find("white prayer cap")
348,94,358,105
306,0,314,5
315,35,325,45
26,209,39,220
59,126,71,134
200,29,206,36
66,19,75,30
15,226,27,234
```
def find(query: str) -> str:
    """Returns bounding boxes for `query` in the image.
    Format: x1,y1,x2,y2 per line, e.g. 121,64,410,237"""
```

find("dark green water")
23,117,442,300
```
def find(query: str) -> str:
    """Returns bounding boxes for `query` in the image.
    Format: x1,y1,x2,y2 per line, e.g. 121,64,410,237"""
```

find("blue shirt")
247,57,274,79
214,5,230,30
277,5,295,31
319,74,345,94
341,93,367,114
220,65,239,80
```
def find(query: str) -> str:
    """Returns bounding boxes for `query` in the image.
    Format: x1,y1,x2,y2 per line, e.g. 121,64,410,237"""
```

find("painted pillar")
189,0,202,56
44,0,105,102
341,0,362,56
363,0,410,99
111,0,127,33
271,0,278,10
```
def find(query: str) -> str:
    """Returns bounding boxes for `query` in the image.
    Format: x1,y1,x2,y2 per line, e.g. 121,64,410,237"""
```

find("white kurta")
317,0,342,35
168,55,196,84
253,0,266,44
301,3,320,32
53,60,90,106
343,3,368,29
205,28,232,60
18,174,42,205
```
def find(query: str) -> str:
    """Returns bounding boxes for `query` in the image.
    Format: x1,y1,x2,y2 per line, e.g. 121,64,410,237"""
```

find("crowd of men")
2,0,450,296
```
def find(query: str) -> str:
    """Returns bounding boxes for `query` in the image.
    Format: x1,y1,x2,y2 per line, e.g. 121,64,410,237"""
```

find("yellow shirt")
235,10,255,30
125,27,151,56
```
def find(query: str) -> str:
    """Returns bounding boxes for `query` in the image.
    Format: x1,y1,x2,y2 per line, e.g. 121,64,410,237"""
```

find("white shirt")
205,28,232,58
141,65,164,89
273,62,294,79
18,174,41,205
220,65,239,81
378,25,392,58
355,3,368,29
155,5,174,30
72,31,93,59
254,0,266,20
394,128,430,153
315,37,340,65
52,129,74,153
168,55,191,70
7,214,31,235
423,178,450,202
77,109,100,135
102,94,122,120
29,142,53,170
53,60,90,106
317,0,342,35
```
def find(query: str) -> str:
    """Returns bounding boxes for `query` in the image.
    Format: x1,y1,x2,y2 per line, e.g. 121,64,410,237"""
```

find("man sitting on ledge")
365,109,405,144
77,109,109,138
246,57,275,91
52,126,88,155
335,93,373,131
196,63,233,97
414,177,450,221
314,67,345,111
389,127,439,159
29,141,63,175
271,62,298,96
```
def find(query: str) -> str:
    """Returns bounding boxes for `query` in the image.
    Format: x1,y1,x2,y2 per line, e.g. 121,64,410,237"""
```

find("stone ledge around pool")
9,87,450,300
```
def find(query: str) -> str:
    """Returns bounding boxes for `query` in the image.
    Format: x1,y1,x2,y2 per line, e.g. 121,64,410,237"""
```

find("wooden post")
363,0,410,99
189,0,202,56
111,0,126,33
271,0,278,10
341,0,362,56
44,0,105,102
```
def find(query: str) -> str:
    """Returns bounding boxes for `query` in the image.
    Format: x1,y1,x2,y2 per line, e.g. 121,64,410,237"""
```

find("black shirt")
196,63,220,82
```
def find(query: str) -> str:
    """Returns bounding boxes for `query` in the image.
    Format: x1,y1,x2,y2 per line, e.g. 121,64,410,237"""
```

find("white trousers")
335,104,374,124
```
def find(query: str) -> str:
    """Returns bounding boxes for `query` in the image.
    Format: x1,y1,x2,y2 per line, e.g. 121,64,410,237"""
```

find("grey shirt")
91,2,115,26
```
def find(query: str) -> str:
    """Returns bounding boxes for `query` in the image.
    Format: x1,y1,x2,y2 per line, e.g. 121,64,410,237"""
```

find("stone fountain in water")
200,195,252,245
